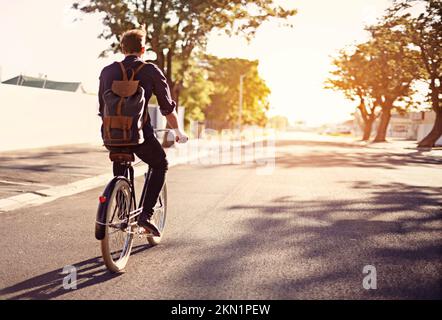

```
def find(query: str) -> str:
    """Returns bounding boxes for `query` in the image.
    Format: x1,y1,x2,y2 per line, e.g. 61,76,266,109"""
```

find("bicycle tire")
147,183,167,246
101,178,135,273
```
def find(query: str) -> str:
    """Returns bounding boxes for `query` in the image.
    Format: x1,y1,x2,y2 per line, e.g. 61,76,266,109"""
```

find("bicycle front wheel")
101,179,134,273
147,183,167,246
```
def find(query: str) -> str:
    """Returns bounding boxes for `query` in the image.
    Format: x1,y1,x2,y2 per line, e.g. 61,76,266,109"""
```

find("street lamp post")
42,75,48,89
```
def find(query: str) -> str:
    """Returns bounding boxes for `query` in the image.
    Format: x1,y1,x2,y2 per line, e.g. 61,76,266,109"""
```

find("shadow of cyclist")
0,244,151,300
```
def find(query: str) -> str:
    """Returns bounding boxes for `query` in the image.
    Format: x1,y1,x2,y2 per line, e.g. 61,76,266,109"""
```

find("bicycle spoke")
106,184,133,264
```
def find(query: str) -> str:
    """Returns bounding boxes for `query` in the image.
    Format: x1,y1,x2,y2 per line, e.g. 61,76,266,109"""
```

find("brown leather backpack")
101,62,148,147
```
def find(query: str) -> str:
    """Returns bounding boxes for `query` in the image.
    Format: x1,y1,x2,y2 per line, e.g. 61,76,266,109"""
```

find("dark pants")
112,136,168,216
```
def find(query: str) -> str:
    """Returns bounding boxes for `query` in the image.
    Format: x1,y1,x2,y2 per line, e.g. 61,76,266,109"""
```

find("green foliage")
73,0,296,79
179,58,214,124
73,0,296,130
326,7,426,141
203,56,271,129
326,46,373,102
326,46,380,139
364,16,423,111
166,55,271,128
390,0,441,111
327,17,423,109
388,0,442,146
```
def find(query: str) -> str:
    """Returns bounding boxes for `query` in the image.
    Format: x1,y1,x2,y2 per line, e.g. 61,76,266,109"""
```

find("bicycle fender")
95,176,131,240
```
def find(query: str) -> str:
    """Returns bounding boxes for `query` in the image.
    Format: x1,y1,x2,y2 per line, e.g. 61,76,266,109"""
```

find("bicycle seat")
109,152,135,163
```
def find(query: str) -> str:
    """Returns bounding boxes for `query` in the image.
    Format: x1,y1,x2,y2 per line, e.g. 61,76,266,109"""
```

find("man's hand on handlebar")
165,111,189,144
174,128,189,144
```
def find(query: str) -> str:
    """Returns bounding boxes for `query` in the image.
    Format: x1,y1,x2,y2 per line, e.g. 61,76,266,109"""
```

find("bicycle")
95,129,171,273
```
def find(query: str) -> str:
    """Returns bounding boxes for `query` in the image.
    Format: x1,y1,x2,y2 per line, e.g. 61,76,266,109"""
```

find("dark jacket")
98,55,176,137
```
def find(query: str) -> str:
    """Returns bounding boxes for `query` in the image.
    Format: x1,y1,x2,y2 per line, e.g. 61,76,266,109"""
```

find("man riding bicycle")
98,29,188,237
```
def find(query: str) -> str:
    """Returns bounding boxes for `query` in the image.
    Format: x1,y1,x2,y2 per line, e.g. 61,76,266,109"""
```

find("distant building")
2,75,86,93
353,110,442,145
321,119,353,135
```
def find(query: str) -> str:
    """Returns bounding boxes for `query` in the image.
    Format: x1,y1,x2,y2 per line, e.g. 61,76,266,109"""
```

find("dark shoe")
137,216,161,237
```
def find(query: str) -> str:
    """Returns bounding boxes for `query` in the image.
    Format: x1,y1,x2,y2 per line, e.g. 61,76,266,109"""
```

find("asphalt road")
0,133,441,299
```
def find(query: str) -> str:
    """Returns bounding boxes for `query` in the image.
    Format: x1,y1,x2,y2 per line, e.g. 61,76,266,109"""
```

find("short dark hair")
120,29,146,54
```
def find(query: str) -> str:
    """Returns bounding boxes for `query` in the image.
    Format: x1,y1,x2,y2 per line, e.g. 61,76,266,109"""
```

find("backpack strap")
118,62,128,81
134,62,147,76
135,61,149,125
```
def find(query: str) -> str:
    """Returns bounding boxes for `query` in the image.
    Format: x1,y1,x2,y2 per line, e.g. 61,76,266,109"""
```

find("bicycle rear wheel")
101,179,134,273
147,183,167,246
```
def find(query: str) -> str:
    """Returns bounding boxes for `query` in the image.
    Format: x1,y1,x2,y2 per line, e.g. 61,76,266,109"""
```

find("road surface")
0,133,441,299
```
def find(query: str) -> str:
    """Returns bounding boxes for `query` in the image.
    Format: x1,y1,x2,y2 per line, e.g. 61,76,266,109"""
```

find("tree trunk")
362,117,375,141
418,83,441,148
418,108,442,148
166,48,173,88
162,53,183,148
356,96,376,141
373,107,392,142
162,81,175,148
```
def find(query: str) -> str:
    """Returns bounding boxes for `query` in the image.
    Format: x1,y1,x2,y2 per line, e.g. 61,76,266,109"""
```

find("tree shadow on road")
0,146,108,162
176,181,441,299
276,140,441,169
0,164,89,173
0,145,109,174
188,139,441,171
0,244,151,300
277,139,363,149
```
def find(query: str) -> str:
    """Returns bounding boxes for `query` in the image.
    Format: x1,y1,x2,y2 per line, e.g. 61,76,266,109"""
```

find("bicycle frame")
95,163,152,240
95,128,169,240
123,165,153,229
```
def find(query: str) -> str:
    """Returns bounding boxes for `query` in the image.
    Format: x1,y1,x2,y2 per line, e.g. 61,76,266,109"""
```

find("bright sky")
0,0,394,126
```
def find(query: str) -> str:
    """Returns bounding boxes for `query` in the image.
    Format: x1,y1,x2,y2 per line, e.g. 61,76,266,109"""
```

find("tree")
365,17,422,142
73,0,296,103
415,1,442,147
390,0,442,147
326,45,380,141
179,58,214,125
204,56,270,130
327,16,422,142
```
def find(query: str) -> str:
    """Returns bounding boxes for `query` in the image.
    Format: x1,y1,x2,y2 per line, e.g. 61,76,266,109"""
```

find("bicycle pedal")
136,227,155,237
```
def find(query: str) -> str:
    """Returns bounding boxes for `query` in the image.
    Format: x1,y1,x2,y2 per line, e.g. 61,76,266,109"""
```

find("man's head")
120,29,146,56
